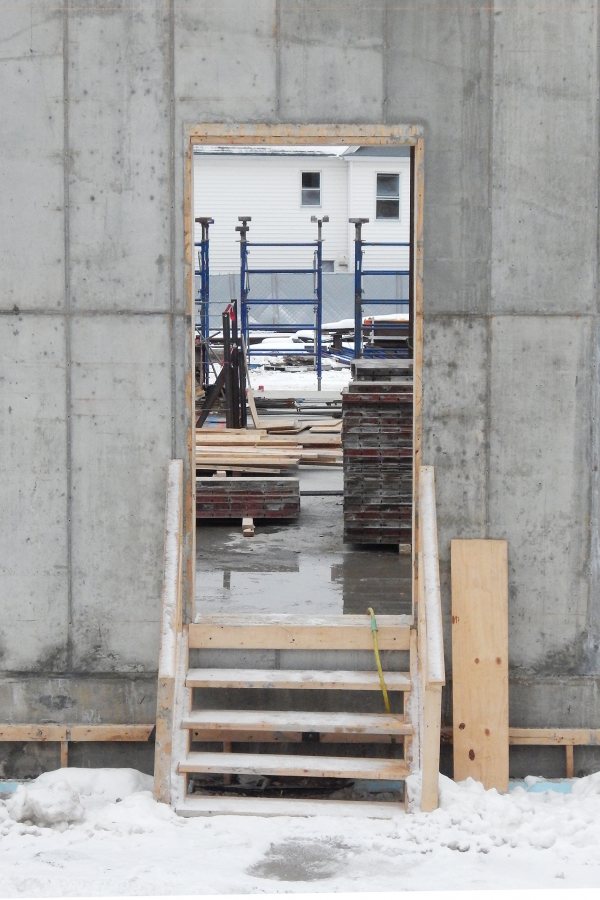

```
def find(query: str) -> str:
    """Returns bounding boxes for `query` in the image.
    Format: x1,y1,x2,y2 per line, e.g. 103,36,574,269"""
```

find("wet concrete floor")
195,467,412,617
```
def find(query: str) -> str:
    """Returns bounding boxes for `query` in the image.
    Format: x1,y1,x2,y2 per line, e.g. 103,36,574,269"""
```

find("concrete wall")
1,0,599,773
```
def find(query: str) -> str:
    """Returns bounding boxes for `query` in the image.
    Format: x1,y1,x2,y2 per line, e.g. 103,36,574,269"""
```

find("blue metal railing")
350,218,410,358
237,216,326,389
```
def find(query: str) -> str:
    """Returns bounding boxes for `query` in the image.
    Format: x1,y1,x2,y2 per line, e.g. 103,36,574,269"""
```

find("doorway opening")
184,125,424,623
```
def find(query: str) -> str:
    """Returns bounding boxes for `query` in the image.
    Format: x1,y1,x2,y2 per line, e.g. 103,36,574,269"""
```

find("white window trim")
300,169,322,208
375,171,400,220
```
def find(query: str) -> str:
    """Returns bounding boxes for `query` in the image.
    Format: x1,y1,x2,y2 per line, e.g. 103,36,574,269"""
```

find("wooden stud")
411,136,424,622
451,539,509,792
60,741,69,768
188,123,423,146
565,744,575,778
185,134,196,628
0,725,68,742
508,728,600,745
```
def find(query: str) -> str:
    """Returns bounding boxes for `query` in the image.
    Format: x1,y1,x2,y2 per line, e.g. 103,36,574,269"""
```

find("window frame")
300,169,322,208
375,171,400,220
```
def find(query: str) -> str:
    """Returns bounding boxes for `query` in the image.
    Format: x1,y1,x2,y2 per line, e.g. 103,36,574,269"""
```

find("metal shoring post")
222,308,233,429
349,218,368,359
311,215,328,391
235,216,252,363
195,216,214,390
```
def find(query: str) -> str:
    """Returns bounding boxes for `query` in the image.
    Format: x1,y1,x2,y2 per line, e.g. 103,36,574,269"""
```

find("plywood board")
451,539,509,791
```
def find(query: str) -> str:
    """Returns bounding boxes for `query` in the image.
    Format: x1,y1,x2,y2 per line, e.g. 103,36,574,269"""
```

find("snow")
1,768,600,896
249,366,351,393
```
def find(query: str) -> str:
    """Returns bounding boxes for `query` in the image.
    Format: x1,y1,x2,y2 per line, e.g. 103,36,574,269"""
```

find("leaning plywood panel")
451,539,509,791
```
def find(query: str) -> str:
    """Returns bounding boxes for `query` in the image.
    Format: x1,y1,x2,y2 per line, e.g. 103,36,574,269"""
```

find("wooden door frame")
183,123,424,622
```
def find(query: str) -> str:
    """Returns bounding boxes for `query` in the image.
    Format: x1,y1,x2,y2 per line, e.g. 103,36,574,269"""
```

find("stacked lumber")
342,380,413,544
196,426,341,473
197,476,300,520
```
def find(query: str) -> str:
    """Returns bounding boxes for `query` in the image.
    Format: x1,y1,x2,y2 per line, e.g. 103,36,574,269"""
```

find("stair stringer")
170,627,191,809
404,625,422,810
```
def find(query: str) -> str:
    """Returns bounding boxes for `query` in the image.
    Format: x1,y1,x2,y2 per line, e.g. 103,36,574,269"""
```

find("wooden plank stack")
196,425,342,474
342,365,413,544
197,476,300,521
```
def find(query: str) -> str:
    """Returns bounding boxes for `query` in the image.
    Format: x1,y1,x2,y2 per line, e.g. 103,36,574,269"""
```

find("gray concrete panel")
278,2,384,121
386,1,492,315
0,2,64,311
173,1,278,317
489,316,591,671
510,674,600,729
492,0,598,314
0,673,156,724
423,316,488,561
67,1,171,312
0,316,68,671
175,0,277,121
69,316,172,672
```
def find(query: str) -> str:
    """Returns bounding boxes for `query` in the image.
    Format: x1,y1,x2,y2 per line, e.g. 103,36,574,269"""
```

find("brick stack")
342,374,413,545
196,476,300,521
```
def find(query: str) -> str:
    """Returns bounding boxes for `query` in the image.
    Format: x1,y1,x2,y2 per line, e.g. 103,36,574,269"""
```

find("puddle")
247,837,355,882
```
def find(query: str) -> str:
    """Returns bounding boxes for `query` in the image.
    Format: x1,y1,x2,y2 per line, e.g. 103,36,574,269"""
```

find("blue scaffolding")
349,217,410,359
236,216,326,389
194,216,213,389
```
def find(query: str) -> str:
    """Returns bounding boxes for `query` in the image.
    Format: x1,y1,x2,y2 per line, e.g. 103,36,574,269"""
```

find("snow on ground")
1,768,600,896
247,365,351,393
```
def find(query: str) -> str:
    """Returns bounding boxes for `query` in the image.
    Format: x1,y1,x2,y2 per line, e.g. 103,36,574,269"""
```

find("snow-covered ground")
247,365,351,393
1,768,600,896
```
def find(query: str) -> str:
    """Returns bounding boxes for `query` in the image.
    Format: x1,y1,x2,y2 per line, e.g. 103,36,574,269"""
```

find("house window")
301,171,321,206
376,173,400,219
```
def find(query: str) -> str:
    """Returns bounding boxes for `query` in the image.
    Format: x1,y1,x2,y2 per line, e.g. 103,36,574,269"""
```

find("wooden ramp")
154,462,445,818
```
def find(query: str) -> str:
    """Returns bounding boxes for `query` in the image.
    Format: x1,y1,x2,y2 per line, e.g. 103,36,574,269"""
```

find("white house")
193,146,411,275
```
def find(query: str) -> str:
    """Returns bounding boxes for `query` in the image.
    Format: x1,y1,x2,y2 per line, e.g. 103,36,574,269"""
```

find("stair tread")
188,617,411,651
176,795,403,819
182,709,411,735
186,668,411,691
178,751,409,780
193,614,413,627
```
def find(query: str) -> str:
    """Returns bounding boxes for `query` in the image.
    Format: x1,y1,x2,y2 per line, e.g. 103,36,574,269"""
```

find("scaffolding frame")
350,217,410,359
237,216,326,389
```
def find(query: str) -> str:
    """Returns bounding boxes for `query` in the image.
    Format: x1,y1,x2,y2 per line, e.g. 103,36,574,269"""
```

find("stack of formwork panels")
196,476,300,521
342,361,413,545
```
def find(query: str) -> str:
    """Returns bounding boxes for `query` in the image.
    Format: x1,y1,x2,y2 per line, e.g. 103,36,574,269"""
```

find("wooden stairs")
154,461,445,818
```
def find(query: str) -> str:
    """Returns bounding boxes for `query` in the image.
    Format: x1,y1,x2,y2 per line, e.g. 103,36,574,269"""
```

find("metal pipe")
310,214,328,390
235,216,251,354
349,218,369,359
194,216,214,390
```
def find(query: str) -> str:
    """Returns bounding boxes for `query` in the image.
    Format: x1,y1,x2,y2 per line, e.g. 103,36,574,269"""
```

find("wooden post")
451,539,509,791
417,467,445,812
565,744,575,778
154,460,184,804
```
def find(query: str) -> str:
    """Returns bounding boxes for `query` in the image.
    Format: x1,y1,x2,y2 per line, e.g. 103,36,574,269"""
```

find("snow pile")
7,779,84,828
6,768,153,829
